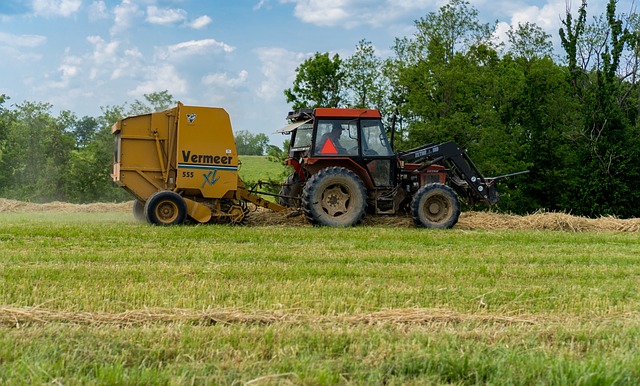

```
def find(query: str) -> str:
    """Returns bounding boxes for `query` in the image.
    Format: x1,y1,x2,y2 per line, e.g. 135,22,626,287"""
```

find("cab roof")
314,108,381,119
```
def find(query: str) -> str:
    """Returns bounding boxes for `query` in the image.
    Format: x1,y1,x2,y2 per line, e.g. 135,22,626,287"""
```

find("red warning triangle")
320,138,339,154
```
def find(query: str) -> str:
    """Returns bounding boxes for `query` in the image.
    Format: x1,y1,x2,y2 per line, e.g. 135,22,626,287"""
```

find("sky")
0,0,635,146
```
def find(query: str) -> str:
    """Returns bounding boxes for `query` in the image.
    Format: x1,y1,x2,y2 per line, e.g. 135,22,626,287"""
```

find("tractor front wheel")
144,190,187,226
411,183,460,229
302,167,366,227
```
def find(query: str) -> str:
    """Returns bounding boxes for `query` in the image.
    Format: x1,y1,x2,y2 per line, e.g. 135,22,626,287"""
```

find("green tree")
0,95,16,191
507,22,553,61
2,101,75,201
344,40,387,110
560,0,640,217
284,52,344,110
128,90,176,115
235,130,269,155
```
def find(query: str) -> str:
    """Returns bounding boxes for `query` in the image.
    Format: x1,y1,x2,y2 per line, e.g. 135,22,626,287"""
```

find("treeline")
0,92,184,203
1,0,639,217
285,0,640,217
0,90,274,203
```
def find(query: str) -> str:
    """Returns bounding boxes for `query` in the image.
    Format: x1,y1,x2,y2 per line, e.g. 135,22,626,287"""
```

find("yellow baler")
112,103,283,225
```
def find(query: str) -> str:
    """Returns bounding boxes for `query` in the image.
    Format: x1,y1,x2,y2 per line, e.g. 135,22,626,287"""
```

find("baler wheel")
411,183,460,229
132,199,145,221
144,190,187,226
302,167,366,227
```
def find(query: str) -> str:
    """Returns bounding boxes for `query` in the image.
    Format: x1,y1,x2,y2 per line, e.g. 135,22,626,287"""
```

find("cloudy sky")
0,0,633,145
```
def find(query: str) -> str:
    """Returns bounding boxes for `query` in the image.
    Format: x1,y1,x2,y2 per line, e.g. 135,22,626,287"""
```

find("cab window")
360,119,393,157
292,123,313,149
314,119,359,156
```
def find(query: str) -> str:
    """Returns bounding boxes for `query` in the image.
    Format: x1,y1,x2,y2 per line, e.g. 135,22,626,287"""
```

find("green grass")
2,212,640,384
238,155,288,184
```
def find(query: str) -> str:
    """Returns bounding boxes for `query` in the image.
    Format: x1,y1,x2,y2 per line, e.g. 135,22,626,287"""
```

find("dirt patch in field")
2,198,639,232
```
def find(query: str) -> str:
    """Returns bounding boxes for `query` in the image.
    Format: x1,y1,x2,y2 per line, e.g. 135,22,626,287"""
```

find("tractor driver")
320,123,347,154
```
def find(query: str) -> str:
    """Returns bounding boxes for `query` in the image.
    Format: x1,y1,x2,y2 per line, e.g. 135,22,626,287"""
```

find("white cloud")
32,0,81,17
88,0,109,21
255,47,308,100
188,15,212,29
0,32,46,47
202,70,249,88
253,0,268,11
87,35,120,65
111,0,141,36
510,2,565,32
146,5,187,25
279,0,436,28
157,39,235,61
128,64,188,96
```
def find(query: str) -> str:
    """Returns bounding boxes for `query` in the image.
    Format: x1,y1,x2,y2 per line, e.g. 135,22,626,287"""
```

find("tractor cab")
280,108,396,189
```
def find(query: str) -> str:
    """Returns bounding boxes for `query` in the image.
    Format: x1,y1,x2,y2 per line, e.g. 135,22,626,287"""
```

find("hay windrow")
244,206,640,232
2,198,639,232
0,306,559,328
0,198,131,213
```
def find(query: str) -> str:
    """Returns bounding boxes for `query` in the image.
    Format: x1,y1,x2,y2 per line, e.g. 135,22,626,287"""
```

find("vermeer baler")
112,103,283,225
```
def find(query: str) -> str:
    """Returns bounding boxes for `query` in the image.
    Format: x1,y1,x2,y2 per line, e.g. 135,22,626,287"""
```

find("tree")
344,40,387,110
507,22,553,61
559,0,640,217
1,101,75,201
412,0,494,63
235,130,269,155
284,52,344,110
128,90,176,115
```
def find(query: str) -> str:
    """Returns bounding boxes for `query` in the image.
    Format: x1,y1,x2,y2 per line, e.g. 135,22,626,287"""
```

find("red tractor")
277,107,507,228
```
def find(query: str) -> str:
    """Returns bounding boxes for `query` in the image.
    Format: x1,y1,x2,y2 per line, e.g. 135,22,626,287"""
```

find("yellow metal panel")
175,105,238,199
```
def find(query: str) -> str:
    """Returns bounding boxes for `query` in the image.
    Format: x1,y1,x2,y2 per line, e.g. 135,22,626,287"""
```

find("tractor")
277,107,509,228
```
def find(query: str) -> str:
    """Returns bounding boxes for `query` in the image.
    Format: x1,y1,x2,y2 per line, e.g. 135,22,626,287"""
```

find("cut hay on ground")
246,206,640,232
0,306,548,328
0,198,131,213
2,198,639,232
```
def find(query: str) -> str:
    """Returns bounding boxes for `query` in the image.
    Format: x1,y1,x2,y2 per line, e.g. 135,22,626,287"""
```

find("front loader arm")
398,142,499,206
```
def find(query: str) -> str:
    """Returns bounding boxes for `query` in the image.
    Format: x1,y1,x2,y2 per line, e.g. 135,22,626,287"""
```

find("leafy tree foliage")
235,130,269,155
344,40,387,110
284,52,344,110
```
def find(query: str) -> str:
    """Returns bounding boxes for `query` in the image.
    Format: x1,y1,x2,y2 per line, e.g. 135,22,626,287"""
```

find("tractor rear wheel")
411,183,460,229
302,167,366,227
279,172,303,208
144,190,187,226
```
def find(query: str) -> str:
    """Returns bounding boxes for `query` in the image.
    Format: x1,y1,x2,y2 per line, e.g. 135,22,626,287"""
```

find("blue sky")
0,0,632,145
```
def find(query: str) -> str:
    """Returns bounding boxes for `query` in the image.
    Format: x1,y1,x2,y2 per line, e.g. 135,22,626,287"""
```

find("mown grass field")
1,210,640,385
238,155,288,184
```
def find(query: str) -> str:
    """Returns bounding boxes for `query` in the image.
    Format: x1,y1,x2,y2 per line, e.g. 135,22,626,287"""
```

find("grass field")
1,211,640,384
238,155,288,184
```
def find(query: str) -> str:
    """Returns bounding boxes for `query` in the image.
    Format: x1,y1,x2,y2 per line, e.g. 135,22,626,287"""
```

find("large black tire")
279,172,303,208
132,199,145,221
302,167,366,227
411,183,461,229
144,190,187,226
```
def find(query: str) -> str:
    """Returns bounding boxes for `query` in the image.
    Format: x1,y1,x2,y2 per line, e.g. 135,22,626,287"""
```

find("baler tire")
132,199,145,221
144,190,187,226
302,167,366,227
411,183,460,229
279,172,303,208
